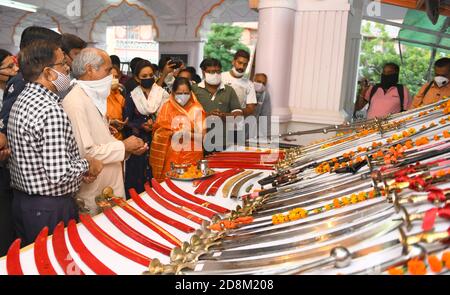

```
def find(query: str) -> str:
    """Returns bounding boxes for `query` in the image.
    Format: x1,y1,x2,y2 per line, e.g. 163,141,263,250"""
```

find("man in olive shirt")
192,58,243,152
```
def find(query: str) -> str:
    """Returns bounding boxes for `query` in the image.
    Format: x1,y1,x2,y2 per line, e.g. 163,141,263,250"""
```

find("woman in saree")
150,77,206,182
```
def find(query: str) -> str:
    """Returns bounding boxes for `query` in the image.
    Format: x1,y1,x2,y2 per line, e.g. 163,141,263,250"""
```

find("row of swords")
145,98,450,275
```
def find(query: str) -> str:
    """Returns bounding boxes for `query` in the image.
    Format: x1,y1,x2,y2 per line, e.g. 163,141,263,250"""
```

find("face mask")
111,78,119,90
140,77,155,89
76,74,113,115
380,73,399,89
254,82,265,93
175,93,190,106
50,68,71,93
205,73,221,86
435,76,449,88
232,67,245,78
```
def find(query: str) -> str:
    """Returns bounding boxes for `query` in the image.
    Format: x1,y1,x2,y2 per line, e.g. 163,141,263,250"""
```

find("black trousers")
0,167,16,257
12,189,79,246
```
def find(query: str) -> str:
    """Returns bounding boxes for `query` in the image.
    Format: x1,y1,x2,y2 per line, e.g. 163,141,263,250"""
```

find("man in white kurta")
63,48,147,215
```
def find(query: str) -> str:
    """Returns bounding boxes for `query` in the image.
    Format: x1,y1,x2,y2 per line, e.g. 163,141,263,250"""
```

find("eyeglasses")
49,59,69,68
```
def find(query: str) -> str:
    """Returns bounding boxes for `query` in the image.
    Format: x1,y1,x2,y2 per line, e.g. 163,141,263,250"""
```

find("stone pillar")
255,0,297,128
288,0,363,127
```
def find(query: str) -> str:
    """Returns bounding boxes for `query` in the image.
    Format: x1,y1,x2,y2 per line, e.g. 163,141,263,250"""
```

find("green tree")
204,23,250,72
360,22,433,96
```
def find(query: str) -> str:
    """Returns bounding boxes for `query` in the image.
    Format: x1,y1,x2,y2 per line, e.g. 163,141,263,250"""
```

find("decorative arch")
195,0,225,38
88,0,160,43
11,12,62,46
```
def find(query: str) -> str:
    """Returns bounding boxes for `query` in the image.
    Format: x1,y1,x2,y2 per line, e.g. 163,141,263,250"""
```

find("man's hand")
0,148,11,161
82,175,97,184
123,136,145,154
162,60,177,77
110,118,129,131
209,109,225,118
85,156,103,178
141,118,153,133
132,143,149,156
0,132,7,150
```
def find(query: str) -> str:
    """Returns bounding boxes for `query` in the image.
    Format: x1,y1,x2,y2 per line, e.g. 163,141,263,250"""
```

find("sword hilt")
399,227,450,255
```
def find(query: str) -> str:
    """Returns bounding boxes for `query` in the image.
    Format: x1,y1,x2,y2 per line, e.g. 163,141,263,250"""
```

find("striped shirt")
7,82,89,196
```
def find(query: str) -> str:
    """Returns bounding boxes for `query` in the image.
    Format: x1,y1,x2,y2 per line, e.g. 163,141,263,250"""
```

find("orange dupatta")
150,93,205,182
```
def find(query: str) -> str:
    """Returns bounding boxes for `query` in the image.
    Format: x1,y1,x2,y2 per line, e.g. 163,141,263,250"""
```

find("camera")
170,59,183,69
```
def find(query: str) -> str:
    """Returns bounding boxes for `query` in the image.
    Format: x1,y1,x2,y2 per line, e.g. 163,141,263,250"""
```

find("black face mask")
380,73,399,89
140,78,155,89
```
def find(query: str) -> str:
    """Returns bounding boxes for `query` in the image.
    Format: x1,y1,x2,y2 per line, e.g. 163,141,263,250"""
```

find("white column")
255,0,297,124
288,0,363,126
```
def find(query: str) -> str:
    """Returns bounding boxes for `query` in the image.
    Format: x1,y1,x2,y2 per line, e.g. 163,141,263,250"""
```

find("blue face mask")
175,93,190,106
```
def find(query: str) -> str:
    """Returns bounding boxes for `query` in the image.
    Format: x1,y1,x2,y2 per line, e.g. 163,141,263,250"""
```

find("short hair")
383,62,400,73
178,68,192,77
19,40,58,82
0,49,12,64
130,57,143,74
435,57,450,68
61,33,87,55
186,66,197,75
255,73,267,80
20,26,61,50
172,77,192,93
234,49,250,61
110,55,121,68
200,58,222,71
133,59,154,77
71,48,105,79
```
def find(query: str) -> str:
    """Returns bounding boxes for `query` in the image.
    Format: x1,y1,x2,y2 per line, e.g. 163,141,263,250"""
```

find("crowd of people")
354,58,450,119
0,26,272,255
1,26,448,257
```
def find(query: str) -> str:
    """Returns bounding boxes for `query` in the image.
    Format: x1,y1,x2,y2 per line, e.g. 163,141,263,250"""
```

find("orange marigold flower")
324,204,332,211
341,197,350,205
376,150,384,158
428,255,443,273
434,135,441,141
443,130,450,138
407,259,427,275
368,190,375,199
388,267,404,275
442,251,450,269
333,198,341,208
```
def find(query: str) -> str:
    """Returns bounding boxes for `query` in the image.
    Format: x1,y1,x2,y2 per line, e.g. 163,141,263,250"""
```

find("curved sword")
67,220,116,275
129,188,195,233
145,183,204,225
151,179,216,218
164,179,229,213
52,221,84,275
102,207,172,256
79,214,151,267
34,227,57,275
6,239,23,275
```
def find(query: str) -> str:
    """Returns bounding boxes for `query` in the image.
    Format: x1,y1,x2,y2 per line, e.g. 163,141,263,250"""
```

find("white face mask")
205,73,221,86
232,67,245,78
435,76,449,88
175,93,190,106
76,74,113,116
50,69,71,93
254,82,266,93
